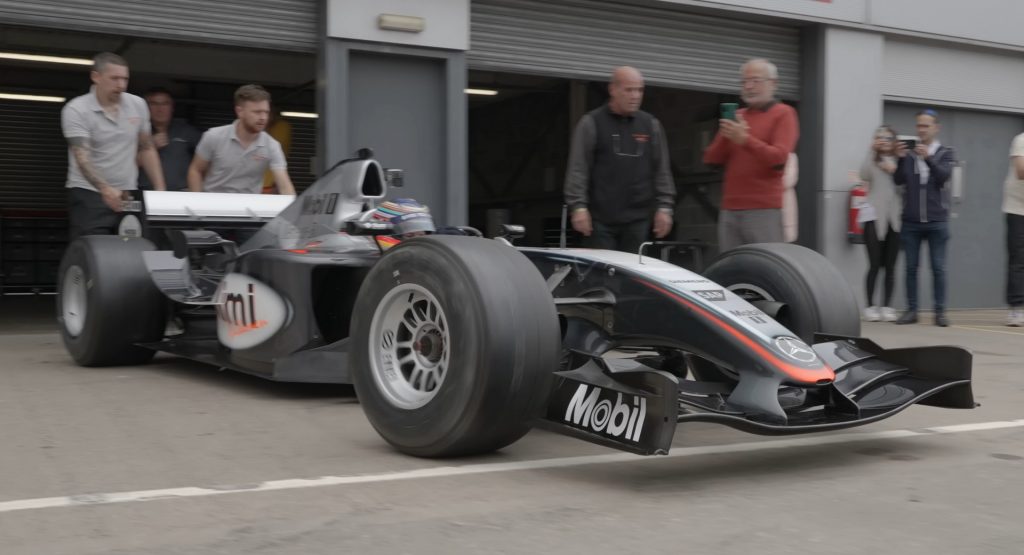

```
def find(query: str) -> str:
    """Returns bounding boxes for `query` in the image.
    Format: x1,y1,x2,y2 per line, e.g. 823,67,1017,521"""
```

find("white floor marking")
951,325,1024,336
1,419,1022,515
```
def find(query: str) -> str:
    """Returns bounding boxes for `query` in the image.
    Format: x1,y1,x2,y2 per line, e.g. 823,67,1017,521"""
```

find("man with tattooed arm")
61,52,166,239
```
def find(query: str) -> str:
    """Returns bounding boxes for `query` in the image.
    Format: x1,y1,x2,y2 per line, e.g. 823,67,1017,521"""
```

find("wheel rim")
62,265,88,337
368,283,451,410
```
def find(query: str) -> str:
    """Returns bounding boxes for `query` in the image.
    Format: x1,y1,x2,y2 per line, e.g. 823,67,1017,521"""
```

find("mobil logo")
214,273,289,350
564,384,647,442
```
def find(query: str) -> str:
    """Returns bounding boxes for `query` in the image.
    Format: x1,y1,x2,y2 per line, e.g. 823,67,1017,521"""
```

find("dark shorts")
68,187,120,240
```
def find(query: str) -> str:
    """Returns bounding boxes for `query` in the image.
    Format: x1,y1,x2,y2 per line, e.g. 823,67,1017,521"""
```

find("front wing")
538,336,974,456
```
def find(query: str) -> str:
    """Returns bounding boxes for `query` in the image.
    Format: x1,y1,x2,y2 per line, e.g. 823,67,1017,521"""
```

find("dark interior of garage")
467,69,754,262
0,26,317,296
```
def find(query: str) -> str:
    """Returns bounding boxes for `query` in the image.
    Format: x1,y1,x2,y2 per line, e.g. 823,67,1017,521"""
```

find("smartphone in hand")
720,102,738,121
897,135,918,151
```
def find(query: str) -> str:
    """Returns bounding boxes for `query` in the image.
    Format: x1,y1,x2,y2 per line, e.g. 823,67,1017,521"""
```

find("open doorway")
467,69,750,254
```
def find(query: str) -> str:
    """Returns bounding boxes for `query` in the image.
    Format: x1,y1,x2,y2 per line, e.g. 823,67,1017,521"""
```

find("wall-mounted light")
0,52,92,66
378,14,425,33
281,111,318,119
0,92,66,103
464,88,499,96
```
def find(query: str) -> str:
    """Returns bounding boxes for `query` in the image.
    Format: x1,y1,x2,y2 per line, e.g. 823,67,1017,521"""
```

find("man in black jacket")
564,66,676,253
893,109,956,327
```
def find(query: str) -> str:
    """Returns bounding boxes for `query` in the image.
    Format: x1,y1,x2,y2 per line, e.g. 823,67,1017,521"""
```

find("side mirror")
385,168,404,188
498,224,526,243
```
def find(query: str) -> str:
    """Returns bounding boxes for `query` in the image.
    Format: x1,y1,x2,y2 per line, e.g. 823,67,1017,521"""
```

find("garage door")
0,100,65,210
469,0,801,98
0,0,317,52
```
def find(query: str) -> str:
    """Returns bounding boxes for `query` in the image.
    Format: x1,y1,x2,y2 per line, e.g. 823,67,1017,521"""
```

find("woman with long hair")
859,125,903,322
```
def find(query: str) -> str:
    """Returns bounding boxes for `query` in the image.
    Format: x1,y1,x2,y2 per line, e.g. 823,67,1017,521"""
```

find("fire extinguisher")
848,182,867,244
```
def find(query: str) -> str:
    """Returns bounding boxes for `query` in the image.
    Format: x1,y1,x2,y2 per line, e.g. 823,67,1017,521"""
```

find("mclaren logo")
774,336,817,363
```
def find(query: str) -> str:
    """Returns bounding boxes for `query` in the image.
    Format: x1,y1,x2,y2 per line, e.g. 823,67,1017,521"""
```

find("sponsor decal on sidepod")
564,384,647,442
214,274,288,350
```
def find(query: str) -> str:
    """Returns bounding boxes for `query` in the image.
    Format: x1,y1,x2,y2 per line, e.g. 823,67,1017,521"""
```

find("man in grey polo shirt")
62,52,166,239
187,84,295,195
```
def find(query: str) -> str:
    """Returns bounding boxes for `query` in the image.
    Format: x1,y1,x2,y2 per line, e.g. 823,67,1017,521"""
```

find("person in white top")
858,125,903,322
1003,132,1024,326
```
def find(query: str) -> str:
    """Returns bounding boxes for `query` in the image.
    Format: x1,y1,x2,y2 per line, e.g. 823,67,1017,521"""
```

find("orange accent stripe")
639,281,834,384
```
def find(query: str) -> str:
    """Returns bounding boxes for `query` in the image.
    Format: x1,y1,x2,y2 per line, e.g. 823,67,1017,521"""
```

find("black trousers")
68,187,120,241
586,218,651,254
1008,213,1024,307
864,222,900,307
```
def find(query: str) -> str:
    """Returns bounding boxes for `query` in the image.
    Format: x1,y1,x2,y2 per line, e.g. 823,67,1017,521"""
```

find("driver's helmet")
371,198,436,237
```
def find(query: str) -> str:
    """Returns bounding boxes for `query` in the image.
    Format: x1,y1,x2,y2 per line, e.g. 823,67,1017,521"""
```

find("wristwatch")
657,207,674,216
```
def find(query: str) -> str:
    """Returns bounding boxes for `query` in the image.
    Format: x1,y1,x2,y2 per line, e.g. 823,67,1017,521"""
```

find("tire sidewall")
57,238,99,362
56,236,165,366
704,243,860,342
351,241,492,452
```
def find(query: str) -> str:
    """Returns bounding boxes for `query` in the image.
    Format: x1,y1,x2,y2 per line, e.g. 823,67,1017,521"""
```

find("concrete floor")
1,297,1022,555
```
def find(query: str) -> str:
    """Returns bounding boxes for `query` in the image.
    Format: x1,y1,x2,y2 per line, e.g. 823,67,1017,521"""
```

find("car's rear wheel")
57,236,166,366
350,235,560,458
703,242,860,343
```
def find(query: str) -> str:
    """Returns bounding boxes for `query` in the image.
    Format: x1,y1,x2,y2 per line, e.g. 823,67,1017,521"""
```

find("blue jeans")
901,220,949,312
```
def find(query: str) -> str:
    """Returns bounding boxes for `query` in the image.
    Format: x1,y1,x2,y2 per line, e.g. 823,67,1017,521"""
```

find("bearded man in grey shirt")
61,52,166,239
187,84,295,196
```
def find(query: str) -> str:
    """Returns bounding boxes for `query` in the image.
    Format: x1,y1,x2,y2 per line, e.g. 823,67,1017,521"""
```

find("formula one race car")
56,151,975,457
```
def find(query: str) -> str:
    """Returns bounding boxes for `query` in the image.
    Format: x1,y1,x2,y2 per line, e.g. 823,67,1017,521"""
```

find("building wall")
320,0,469,225
655,0,1024,49
813,27,886,307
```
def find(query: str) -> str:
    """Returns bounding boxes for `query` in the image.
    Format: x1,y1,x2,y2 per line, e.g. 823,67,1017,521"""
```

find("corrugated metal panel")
469,0,801,98
195,108,317,193
0,0,317,52
883,38,1024,113
0,100,67,210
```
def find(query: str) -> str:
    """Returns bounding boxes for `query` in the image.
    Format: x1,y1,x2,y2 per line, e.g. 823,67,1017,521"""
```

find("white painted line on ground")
1,419,1022,515
952,325,1024,336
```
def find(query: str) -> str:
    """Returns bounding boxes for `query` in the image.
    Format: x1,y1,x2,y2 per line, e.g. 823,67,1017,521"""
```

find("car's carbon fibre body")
521,248,974,455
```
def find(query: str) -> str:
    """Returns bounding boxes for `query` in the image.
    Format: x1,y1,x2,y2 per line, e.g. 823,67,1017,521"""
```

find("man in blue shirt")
893,109,956,327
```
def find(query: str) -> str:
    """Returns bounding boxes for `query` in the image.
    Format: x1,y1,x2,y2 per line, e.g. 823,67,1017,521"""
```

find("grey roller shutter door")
0,101,67,211
470,0,800,99
0,0,317,52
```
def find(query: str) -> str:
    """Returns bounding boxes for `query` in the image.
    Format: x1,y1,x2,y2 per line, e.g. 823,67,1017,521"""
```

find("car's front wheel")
350,235,560,458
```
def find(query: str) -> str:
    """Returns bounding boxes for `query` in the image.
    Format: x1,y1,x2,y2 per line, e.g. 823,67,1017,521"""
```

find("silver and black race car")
57,151,975,458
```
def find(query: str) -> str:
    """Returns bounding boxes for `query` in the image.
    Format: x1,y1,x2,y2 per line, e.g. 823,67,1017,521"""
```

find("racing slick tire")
57,235,166,366
350,235,560,458
703,242,860,343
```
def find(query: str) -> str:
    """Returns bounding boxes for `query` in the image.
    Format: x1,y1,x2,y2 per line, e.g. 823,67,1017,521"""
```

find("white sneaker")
1007,308,1024,327
862,306,880,322
880,307,898,322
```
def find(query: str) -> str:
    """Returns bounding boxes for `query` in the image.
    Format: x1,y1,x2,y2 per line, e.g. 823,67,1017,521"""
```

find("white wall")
326,0,469,50
655,0,1024,49
817,27,885,306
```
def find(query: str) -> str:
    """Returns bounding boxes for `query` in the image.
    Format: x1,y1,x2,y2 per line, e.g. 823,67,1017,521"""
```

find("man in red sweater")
703,58,799,252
